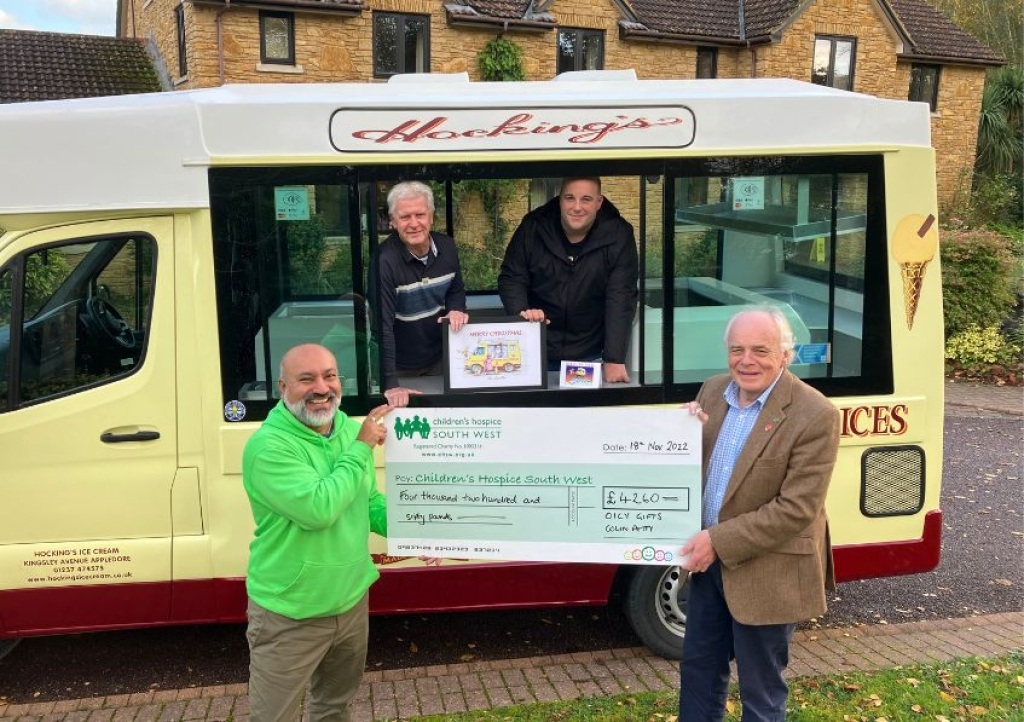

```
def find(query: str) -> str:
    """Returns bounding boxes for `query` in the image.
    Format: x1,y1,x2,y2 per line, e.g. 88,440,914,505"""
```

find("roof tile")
889,0,1003,63
742,0,800,40
0,30,162,104
627,0,740,39
462,1,533,20
622,0,999,64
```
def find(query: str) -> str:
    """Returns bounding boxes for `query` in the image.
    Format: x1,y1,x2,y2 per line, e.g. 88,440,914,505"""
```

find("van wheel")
503,363,514,372
623,565,689,659
0,638,20,661
470,364,482,375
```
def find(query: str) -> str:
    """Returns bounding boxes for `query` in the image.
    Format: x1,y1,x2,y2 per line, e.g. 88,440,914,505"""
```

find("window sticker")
224,400,247,422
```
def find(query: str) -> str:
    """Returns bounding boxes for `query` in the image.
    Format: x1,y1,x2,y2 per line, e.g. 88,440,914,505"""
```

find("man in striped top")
369,181,468,407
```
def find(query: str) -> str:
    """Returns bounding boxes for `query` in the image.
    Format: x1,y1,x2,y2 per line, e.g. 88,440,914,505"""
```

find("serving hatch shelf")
676,203,866,242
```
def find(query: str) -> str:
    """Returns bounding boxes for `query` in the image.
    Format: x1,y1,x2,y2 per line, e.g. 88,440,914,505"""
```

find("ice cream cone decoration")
899,262,928,329
892,213,938,330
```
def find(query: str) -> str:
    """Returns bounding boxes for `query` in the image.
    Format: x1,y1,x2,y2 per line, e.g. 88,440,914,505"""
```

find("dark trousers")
679,561,795,722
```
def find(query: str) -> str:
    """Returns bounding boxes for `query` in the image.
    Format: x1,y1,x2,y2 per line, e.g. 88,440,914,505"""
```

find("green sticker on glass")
274,186,310,221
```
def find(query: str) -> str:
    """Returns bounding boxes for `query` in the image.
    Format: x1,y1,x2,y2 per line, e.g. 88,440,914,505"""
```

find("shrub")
941,170,1022,232
940,227,1017,339
971,173,1023,228
478,37,525,82
945,324,1022,377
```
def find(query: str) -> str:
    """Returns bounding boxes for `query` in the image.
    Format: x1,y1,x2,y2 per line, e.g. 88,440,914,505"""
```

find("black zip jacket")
498,196,638,364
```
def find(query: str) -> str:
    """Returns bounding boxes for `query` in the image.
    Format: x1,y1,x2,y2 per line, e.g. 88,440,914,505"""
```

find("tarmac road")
818,411,1022,628
1,409,1020,705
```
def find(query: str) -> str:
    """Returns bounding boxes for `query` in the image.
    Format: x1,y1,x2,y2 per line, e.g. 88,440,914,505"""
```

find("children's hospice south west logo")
392,415,432,440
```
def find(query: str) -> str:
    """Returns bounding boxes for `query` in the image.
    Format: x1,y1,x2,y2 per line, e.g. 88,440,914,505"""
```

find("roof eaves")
610,0,641,24
873,0,914,49
896,51,1004,67
191,0,365,15
755,0,819,44
444,3,555,31
618,20,754,46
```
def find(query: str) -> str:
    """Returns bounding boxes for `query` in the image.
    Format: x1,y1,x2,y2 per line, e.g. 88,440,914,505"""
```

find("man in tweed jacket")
678,308,840,721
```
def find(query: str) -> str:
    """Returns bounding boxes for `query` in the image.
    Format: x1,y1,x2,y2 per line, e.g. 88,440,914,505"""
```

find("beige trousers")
246,594,369,722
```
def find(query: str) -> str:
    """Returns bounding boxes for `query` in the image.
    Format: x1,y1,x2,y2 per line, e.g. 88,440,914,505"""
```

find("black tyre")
623,565,690,659
470,364,482,375
0,638,21,662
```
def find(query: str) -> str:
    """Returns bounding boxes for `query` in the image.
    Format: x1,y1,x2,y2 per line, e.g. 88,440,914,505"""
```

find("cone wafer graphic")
892,213,938,330
900,261,928,330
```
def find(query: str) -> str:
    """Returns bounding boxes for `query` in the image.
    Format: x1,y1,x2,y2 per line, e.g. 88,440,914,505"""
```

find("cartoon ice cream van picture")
465,340,522,374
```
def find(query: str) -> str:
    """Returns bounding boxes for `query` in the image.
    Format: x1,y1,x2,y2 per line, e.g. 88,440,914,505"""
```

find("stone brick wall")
121,0,988,207
754,0,903,95
925,64,987,207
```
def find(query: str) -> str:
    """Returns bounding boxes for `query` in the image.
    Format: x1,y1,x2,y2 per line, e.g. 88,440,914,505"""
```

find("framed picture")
443,317,547,392
559,361,601,389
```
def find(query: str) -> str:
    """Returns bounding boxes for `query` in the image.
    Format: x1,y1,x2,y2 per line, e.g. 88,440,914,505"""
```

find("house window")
175,4,187,77
374,12,430,77
811,36,855,91
528,178,562,210
909,64,941,111
696,47,717,79
557,28,604,73
260,11,295,65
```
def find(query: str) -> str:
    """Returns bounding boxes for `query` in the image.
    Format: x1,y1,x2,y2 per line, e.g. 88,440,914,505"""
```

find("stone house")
0,29,163,104
116,0,1001,207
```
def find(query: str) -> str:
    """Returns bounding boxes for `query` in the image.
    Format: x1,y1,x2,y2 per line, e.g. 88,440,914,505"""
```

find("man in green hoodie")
243,343,393,722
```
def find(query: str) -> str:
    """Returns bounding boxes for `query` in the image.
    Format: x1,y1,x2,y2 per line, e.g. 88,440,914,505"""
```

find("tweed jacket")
697,370,840,626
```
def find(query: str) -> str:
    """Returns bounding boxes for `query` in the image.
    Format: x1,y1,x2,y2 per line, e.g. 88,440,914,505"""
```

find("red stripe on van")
833,509,942,582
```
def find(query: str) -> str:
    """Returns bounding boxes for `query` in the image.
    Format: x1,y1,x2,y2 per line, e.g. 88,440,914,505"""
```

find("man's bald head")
278,344,342,433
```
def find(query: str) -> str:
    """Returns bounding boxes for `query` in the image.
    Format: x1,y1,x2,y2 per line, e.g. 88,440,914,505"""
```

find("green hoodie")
242,401,387,619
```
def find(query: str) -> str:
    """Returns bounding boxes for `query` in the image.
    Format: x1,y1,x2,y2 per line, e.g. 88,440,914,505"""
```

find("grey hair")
723,306,797,363
387,181,435,216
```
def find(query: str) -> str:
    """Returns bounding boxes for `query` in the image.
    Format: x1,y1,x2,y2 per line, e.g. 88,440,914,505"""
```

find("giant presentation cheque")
385,407,702,565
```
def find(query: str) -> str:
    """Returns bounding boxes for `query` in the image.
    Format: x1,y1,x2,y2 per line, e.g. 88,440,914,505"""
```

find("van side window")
0,236,155,408
651,161,887,390
210,174,373,421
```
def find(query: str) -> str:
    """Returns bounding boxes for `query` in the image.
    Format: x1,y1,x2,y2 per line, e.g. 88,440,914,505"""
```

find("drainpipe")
216,0,232,86
739,0,756,78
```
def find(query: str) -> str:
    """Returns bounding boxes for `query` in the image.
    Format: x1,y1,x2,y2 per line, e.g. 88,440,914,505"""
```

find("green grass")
402,652,1024,721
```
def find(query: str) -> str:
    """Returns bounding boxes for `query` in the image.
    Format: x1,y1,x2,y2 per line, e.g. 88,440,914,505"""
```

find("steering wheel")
86,296,136,349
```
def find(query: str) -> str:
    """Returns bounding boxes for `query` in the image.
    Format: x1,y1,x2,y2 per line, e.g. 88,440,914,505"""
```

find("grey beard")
284,393,339,429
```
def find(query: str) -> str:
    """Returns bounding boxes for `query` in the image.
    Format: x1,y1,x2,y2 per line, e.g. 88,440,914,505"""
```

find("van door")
0,218,177,634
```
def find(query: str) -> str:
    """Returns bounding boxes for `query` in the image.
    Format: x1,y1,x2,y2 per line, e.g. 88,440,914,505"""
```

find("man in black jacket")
369,181,468,407
498,177,638,383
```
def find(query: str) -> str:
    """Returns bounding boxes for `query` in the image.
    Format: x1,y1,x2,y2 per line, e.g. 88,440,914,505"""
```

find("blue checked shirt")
702,373,783,528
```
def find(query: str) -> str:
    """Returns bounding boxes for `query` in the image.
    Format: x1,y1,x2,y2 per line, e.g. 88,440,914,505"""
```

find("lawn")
404,651,1024,722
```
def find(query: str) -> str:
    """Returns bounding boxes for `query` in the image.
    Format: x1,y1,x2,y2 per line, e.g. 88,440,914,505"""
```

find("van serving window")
210,154,891,421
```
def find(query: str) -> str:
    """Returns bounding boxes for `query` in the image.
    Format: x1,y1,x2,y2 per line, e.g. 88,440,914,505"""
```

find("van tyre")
0,638,20,662
623,565,689,659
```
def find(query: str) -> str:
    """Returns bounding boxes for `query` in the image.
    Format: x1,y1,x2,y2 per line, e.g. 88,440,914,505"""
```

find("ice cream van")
0,71,945,659
465,341,522,374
